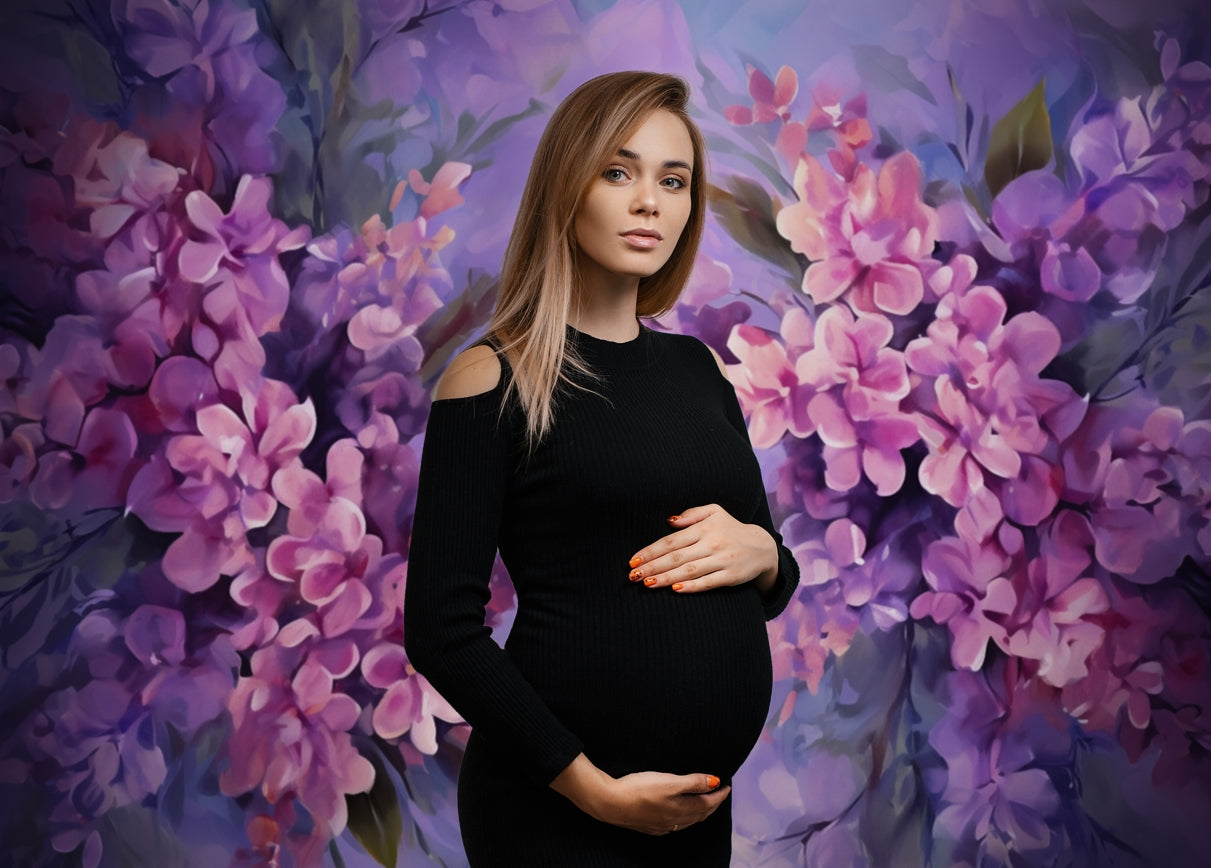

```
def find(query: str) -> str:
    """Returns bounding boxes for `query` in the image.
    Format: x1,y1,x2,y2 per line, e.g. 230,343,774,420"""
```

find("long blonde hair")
488,71,708,446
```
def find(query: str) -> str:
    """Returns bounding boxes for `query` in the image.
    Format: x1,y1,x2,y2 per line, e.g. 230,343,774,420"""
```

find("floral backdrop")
1,0,1210,866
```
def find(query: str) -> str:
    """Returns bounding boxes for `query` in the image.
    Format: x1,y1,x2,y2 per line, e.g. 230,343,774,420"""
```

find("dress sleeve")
404,385,584,784
713,356,800,621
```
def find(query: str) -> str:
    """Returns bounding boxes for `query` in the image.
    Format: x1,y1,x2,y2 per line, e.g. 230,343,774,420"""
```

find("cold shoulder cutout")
434,344,502,401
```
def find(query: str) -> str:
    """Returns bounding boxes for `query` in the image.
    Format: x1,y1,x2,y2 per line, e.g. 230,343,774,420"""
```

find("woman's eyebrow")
615,147,692,172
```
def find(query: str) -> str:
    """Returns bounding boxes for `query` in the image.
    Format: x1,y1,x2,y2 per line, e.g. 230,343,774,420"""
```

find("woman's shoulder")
650,329,730,381
433,343,503,401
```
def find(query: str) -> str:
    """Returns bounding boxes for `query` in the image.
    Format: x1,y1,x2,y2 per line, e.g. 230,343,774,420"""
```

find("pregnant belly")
507,584,773,780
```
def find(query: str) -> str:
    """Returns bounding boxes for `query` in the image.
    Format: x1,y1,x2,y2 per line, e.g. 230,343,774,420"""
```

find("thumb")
682,773,722,794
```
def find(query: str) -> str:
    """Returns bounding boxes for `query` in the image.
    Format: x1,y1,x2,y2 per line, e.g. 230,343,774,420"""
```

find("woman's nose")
631,180,659,215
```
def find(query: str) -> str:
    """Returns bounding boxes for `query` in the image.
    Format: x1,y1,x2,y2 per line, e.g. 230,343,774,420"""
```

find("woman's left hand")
627,504,778,595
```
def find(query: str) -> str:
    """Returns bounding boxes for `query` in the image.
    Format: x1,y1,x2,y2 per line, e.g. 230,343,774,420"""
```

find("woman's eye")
661,176,687,190
603,167,627,182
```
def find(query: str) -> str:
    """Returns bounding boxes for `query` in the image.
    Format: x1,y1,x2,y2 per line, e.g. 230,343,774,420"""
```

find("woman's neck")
569,280,641,343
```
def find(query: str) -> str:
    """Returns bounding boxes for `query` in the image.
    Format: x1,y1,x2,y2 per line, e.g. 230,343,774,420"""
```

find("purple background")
2,1,1210,865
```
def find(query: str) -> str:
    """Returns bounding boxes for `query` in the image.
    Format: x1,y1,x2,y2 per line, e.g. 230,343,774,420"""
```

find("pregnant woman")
404,71,800,867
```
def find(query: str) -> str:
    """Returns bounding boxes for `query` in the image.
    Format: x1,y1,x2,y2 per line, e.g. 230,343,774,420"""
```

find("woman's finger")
632,543,719,587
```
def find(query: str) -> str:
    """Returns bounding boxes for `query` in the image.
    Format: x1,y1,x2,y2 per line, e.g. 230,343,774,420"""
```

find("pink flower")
1061,402,1202,584
229,550,292,652
145,355,221,434
127,378,316,592
805,82,872,178
361,643,462,754
7,318,110,444
1060,583,1165,733
916,378,1019,507
177,175,308,336
352,414,421,552
221,643,374,835
776,151,939,315
725,309,817,449
795,306,918,494
725,64,798,126
272,439,364,537
266,497,384,638
913,533,1014,671
906,277,1085,520
401,161,472,220
69,130,182,241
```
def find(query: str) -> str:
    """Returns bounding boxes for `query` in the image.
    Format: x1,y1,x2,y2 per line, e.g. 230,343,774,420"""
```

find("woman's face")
574,109,694,292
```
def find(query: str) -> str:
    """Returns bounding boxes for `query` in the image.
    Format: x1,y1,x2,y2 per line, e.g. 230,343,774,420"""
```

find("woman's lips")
620,229,662,249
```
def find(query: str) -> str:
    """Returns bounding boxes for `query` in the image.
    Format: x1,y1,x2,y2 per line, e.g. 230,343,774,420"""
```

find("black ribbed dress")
404,325,799,867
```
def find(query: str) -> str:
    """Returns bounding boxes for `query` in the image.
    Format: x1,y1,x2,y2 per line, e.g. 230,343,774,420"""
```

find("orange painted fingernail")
629,568,644,581
672,583,683,591
643,577,657,587
667,515,681,522
707,775,720,789
629,555,643,568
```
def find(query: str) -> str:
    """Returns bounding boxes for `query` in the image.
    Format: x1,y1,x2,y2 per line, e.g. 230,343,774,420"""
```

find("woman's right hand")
550,753,730,835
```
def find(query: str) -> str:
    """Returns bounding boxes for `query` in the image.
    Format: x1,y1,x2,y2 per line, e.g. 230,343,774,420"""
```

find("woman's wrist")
550,753,616,820
751,526,779,595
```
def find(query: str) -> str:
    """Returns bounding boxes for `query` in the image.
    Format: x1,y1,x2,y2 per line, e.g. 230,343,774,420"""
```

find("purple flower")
127,378,316,592
930,669,1072,863
177,175,308,337
117,0,287,182
5,596,234,865
28,406,138,514
221,642,374,836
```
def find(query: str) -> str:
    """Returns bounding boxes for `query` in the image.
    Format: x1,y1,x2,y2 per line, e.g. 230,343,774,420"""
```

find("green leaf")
851,45,938,107
708,176,804,284
418,273,499,384
984,80,1053,198
346,751,403,868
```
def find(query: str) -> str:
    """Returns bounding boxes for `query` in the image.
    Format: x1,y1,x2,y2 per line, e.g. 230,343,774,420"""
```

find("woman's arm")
404,346,584,784
550,753,730,836
625,343,799,618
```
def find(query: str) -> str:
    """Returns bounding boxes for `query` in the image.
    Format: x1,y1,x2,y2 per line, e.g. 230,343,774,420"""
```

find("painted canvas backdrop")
2,0,1210,865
